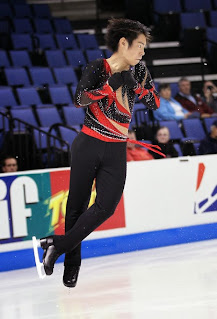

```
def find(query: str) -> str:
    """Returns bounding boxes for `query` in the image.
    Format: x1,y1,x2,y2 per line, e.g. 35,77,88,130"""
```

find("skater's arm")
74,60,114,108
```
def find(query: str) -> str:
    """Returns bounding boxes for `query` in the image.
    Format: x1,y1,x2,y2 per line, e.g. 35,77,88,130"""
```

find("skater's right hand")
108,72,124,91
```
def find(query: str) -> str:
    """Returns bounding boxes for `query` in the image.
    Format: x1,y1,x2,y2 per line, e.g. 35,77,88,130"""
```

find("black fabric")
149,141,178,159
108,72,124,91
121,70,137,89
199,135,217,155
54,132,127,265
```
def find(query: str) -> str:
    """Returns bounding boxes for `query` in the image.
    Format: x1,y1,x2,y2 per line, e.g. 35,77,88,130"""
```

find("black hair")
1,155,17,167
158,83,171,92
105,18,151,53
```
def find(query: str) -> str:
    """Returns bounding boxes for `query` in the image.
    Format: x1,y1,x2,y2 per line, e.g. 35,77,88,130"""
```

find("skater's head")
1,155,18,173
178,77,191,96
156,127,170,144
105,18,151,65
158,83,172,100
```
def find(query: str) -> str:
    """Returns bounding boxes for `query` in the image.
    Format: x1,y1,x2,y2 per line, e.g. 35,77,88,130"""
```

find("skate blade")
32,236,46,279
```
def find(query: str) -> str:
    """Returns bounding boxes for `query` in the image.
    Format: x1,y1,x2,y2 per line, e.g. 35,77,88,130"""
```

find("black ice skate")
63,266,80,288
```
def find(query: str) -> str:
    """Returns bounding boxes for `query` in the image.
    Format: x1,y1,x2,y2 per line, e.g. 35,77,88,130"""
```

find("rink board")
0,154,217,271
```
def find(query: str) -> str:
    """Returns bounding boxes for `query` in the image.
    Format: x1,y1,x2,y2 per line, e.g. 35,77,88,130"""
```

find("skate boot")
40,237,61,276
63,266,80,288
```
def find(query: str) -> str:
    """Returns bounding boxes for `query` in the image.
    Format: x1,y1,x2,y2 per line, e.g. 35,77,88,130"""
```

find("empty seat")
9,50,32,67
11,34,33,51
133,103,150,126
13,4,32,18
63,106,85,126
33,127,61,150
33,18,53,33
76,34,99,49
86,49,104,62
53,18,72,33
214,0,217,9
183,0,212,12
5,67,30,86
173,143,183,156
0,4,13,18
180,12,206,29
65,49,86,67
31,4,51,18
59,126,78,145
53,66,78,85
49,85,72,104
11,108,38,127
45,50,67,67
33,34,56,50
169,83,179,97
17,87,42,105
206,27,217,53
29,67,55,86
13,18,33,33
210,11,217,27
203,117,217,133
0,50,10,67
153,0,182,14
182,119,206,140
0,87,17,108
0,20,12,33
36,106,63,127
104,49,112,58
56,34,78,49
159,120,184,140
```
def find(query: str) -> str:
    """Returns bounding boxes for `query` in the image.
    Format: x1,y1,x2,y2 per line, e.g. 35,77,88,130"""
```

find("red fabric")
175,94,213,114
127,147,154,161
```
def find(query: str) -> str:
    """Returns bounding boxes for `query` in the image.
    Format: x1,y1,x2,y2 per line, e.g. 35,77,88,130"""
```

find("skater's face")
120,34,146,66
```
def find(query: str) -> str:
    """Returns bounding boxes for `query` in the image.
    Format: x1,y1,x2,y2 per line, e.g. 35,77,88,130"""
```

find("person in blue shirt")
154,83,192,121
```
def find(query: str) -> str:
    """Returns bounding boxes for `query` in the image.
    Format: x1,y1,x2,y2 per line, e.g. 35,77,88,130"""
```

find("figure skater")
40,18,165,288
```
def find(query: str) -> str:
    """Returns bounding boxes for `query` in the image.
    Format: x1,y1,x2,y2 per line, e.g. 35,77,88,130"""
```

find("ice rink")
1,239,217,319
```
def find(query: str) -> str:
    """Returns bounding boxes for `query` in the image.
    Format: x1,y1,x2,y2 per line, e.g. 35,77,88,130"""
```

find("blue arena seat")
183,0,212,12
49,85,73,105
13,4,32,18
153,0,182,14
210,11,217,27
45,50,67,67
0,87,17,108
5,67,30,86
65,49,86,67
76,34,99,49
33,18,53,33
9,50,32,67
173,143,183,156
104,49,112,58
11,34,33,51
11,108,38,127
33,34,57,50
31,4,51,18
0,50,11,67
63,106,85,126
16,87,42,105
53,18,72,33
55,34,78,49
36,106,63,127
13,18,33,33
203,117,217,133
86,49,104,62
159,120,184,140
182,119,206,140
59,126,78,145
29,67,55,86
0,3,13,18
180,12,207,29
53,66,78,86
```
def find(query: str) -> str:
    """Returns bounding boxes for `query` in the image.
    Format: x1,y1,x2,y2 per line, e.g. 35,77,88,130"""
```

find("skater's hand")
108,72,124,91
121,70,138,89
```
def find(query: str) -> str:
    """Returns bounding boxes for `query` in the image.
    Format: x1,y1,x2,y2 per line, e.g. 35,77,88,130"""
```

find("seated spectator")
153,83,192,121
175,77,214,118
149,126,178,159
199,120,217,155
201,81,217,113
127,130,154,161
1,155,18,173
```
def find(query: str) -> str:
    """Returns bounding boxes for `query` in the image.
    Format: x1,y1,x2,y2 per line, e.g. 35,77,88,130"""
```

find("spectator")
199,120,217,155
1,156,18,173
201,81,217,113
175,77,214,118
153,83,192,121
149,126,178,159
127,130,154,161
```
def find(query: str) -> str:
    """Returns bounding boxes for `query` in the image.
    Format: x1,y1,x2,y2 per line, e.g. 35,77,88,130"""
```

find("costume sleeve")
74,60,114,108
134,64,160,110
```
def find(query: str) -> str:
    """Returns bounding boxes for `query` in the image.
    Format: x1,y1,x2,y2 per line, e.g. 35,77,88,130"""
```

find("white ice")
1,239,217,319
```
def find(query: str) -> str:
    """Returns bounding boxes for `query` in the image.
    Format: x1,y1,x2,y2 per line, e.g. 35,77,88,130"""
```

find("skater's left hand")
121,71,138,89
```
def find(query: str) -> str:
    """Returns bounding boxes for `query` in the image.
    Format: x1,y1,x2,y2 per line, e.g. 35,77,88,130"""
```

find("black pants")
53,132,127,266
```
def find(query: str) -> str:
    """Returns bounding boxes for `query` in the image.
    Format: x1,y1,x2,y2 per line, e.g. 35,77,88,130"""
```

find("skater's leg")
53,141,127,254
